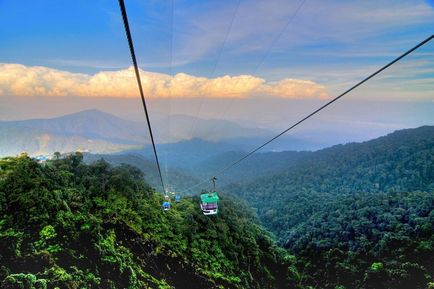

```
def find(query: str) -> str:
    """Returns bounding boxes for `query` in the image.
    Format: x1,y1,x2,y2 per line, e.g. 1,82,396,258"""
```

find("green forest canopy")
0,154,298,289
227,126,434,288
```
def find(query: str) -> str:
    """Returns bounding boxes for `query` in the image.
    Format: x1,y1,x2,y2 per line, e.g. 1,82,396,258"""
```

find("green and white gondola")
200,191,219,215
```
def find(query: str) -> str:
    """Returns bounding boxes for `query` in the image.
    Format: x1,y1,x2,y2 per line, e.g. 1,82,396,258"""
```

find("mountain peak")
61,109,125,120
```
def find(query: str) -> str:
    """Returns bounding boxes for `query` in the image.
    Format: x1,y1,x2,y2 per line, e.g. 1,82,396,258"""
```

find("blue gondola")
163,201,171,211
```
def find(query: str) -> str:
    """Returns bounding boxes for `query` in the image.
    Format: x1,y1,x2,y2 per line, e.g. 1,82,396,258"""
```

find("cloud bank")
0,63,329,99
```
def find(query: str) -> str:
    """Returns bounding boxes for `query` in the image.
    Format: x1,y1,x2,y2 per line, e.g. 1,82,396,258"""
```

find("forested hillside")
229,126,434,238
287,191,434,289
227,126,434,288
1,126,433,289
0,154,297,289
192,126,434,188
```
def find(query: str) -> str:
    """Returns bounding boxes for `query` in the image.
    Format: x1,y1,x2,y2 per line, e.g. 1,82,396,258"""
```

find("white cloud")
0,63,329,99
259,78,329,99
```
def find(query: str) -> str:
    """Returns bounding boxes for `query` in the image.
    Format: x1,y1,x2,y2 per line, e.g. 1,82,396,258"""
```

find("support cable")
188,0,241,138
119,0,166,192
191,0,307,158
179,34,434,194
164,0,175,192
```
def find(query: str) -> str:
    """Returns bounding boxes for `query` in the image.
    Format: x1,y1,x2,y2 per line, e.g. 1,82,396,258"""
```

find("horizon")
1,105,431,152
1,0,433,167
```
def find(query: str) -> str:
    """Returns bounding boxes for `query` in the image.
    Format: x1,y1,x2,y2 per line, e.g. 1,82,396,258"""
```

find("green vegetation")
287,191,434,288
228,126,434,288
0,154,295,289
1,126,433,289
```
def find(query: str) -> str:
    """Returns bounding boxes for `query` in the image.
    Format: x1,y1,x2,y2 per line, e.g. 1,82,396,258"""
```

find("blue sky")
1,0,433,78
0,0,433,123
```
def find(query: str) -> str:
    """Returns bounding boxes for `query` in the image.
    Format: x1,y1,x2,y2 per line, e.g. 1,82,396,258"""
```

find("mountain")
0,110,145,157
0,109,321,158
0,125,141,157
6,109,147,144
226,126,434,289
0,154,297,289
146,138,247,170
152,114,275,143
136,136,318,173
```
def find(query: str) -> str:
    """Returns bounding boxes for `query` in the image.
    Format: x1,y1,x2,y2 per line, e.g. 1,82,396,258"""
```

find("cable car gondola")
163,195,171,211
200,192,219,215
163,201,171,211
200,177,219,215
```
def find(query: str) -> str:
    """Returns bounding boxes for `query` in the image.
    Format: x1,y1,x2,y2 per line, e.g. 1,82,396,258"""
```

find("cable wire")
191,0,307,158
179,34,434,194
164,0,175,192
118,0,166,192
188,0,241,139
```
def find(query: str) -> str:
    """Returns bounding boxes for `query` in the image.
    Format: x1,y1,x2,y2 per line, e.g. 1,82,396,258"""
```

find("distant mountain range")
0,110,144,157
152,114,274,142
0,109,321,157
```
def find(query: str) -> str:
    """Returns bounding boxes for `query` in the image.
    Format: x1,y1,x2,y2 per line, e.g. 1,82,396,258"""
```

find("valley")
1,111,432,288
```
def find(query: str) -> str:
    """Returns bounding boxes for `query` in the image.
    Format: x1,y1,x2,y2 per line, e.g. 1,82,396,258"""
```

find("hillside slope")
226,126,434,289
0,154,298,289
188,126,434,188
228,126,434,238
287,191,434,289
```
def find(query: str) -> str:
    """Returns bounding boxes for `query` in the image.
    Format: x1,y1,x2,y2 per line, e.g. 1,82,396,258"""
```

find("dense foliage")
0,154,296,289
287,191,434,289
229,126,434,237
228,126,434,288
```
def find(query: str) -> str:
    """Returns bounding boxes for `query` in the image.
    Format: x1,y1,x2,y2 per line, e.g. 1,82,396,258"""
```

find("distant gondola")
163,201,171,211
